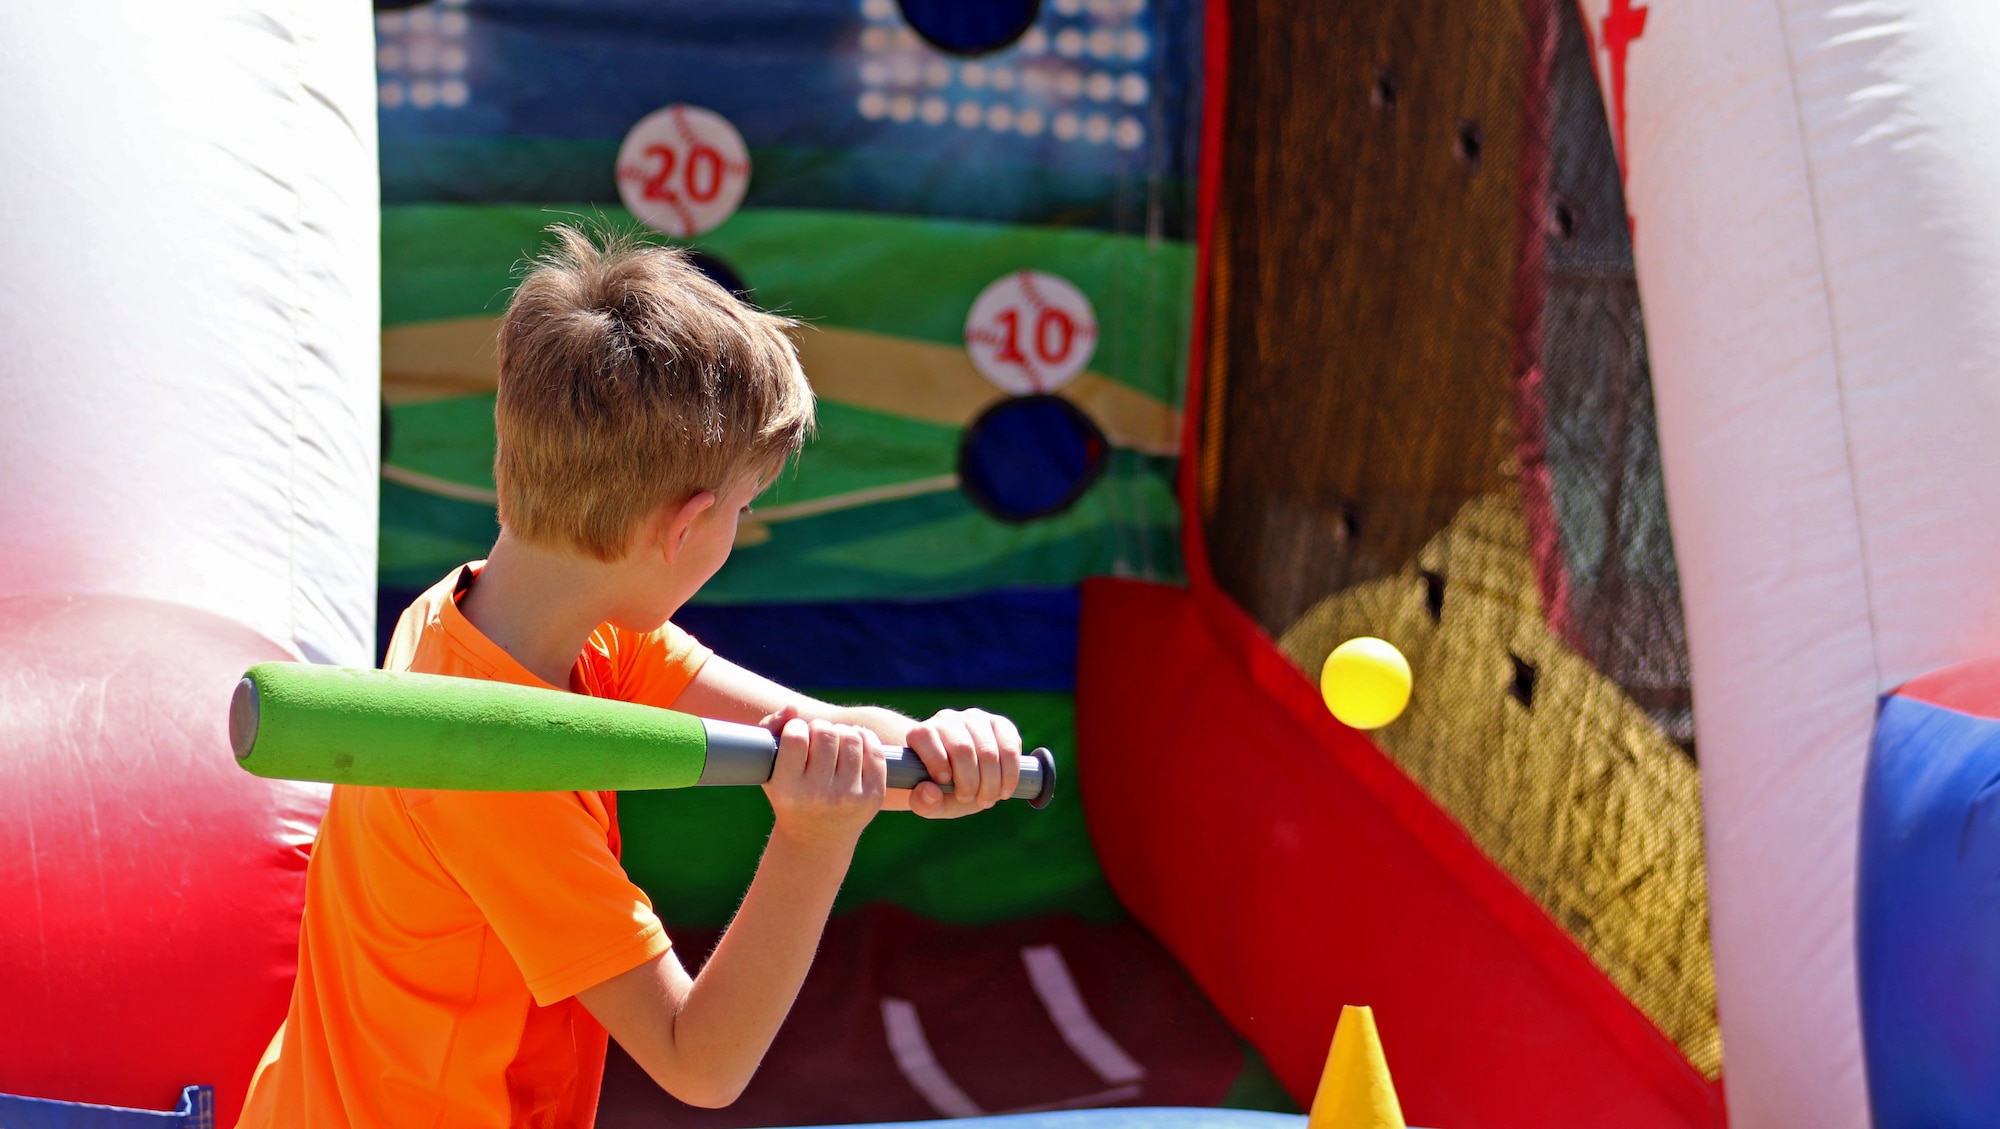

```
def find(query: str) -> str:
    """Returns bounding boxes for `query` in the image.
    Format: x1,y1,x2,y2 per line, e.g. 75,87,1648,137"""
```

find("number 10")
994,307,1077,366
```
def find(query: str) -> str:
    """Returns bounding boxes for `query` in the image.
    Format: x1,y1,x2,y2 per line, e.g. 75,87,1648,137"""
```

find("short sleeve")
609,623,713,709
404,789,671,1005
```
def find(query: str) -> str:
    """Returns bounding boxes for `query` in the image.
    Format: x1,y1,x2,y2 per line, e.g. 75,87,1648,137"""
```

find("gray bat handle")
697,719,1056,809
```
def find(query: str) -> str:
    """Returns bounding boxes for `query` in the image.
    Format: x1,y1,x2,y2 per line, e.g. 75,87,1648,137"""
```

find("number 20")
642,143,726,204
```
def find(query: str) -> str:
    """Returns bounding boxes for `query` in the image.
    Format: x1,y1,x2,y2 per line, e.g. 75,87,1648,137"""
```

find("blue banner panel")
674,587,1080,691
379,585,1080,690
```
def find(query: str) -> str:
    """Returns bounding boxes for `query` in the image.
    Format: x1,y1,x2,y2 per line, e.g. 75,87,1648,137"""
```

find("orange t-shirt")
237,563,712,1129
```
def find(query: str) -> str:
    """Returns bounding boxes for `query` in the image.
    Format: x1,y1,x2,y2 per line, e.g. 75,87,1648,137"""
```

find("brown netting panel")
1204,0,1717,1076
1276,493,1719,1075
1204,0,1527,629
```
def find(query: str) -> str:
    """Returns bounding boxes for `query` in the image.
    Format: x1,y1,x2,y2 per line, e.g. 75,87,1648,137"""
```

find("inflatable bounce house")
11,1,2000,1127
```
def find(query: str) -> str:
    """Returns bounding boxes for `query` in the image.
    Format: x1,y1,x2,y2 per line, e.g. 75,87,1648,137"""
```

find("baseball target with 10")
615,105,751,238
964,270,1099,395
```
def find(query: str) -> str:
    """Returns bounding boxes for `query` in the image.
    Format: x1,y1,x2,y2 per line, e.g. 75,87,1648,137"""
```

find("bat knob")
1027,747,1057,809
230,677,261,761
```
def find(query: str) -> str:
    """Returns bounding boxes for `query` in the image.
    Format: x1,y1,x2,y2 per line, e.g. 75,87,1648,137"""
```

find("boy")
236,228,1023,1128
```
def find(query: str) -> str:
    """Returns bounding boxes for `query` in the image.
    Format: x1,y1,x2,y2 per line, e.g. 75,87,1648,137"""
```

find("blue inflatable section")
0,1086,213,1129
1858,690,2000,1126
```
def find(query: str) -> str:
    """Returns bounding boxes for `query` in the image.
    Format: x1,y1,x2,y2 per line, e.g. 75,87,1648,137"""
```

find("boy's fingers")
910,782,974,819
966,712,1003,807
907,722,952,786
772,717,812,782
894,711,1025,815
992,712,1022,805
805,720,840,790
934,713,982,806
759,703,803,733
833,725,864,793
860,730,888,799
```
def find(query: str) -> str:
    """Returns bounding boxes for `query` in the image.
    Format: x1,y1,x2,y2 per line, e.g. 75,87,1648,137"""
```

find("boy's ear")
661,490,718,562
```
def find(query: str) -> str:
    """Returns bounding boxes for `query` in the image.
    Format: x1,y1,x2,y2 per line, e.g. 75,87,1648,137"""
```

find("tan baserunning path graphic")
380,317,1179,455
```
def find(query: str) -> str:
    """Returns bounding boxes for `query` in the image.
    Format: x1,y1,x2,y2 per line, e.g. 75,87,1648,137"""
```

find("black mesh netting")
1202,0,1717,1076
1530,0,1694,752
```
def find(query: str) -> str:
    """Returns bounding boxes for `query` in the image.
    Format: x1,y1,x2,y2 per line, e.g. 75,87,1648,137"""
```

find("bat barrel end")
229,676,260,761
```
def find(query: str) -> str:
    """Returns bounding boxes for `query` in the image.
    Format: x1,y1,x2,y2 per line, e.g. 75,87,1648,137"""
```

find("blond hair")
494,226,814,559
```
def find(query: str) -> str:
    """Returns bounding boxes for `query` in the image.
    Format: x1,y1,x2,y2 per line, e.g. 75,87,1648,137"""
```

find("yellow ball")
1319,637,1412,730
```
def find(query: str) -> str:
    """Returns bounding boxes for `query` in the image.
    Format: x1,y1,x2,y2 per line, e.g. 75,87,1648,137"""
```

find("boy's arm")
578,719,879,1108
676,653,914,744
676,655,1021,817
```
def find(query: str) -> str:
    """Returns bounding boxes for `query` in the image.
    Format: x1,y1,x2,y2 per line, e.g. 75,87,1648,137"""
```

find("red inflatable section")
1086,3,1721,1119
1896,654,2000,719
1075,577,1723,1129
0,595,325,1124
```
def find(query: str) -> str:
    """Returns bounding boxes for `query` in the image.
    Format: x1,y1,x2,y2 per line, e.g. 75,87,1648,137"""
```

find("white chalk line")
878,945,1150,1119
381,463,499,505
748,473,961,523
1020,944,1148,1085
882,997,986,1119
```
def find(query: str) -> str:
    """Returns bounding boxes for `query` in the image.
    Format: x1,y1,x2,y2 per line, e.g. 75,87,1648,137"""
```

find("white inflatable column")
0,1,379,665
1572,0,2000,1125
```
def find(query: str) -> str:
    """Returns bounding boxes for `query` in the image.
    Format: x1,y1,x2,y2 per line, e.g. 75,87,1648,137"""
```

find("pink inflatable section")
1574,1,2000,1123
0,595,328,1125
0,8,373,1114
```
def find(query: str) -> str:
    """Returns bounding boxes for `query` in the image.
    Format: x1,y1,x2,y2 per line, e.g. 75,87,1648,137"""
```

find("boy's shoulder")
381,564,481,675
578,619,712,703
382,559,711,707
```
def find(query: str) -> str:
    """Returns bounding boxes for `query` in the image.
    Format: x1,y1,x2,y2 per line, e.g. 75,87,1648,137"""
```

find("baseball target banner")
376,0,1200,615
615,104,752,238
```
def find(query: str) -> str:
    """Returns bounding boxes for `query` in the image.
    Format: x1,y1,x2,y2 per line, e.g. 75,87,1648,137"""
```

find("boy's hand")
905,709,1021,820
760,710,887,848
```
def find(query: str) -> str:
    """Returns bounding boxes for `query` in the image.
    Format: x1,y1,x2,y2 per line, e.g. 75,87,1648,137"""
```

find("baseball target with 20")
615,105,752,238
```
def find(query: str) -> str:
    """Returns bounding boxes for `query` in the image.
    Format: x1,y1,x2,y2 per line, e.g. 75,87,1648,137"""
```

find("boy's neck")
458,532,633,689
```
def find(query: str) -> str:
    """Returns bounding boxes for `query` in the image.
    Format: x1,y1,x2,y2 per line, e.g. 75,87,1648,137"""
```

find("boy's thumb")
759,703,803,731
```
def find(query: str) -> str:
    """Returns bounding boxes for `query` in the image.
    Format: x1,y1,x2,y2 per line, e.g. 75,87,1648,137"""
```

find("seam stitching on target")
662,106,701,235
669,104,752,179
1015,270,1054,391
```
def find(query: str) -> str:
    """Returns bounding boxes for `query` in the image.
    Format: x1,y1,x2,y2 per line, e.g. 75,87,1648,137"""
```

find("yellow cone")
1306,1005,1405,1129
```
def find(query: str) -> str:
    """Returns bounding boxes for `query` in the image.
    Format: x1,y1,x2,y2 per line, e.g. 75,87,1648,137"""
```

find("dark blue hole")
958,394,1109,523
683,249,752,304
897,0,1042,57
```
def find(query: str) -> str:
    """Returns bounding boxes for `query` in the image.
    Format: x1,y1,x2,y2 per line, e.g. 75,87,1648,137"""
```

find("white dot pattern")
842,0,1158,152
